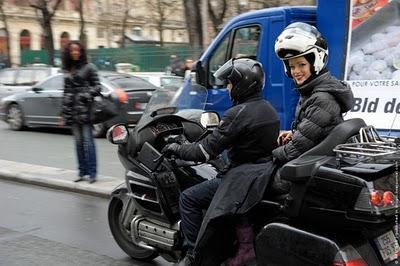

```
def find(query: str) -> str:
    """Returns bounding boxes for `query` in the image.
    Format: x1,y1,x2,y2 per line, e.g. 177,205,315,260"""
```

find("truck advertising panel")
345,0,400,133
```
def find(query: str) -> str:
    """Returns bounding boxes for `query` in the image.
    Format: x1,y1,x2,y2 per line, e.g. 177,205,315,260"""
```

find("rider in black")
163,58,280,266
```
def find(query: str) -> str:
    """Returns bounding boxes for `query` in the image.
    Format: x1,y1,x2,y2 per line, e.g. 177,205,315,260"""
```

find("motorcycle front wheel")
108,197,158,261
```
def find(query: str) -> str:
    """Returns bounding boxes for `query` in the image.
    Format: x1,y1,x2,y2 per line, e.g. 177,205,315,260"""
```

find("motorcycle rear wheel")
108,197,158,261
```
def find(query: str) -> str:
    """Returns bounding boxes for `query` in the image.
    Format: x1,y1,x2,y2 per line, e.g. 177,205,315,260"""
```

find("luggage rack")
333,126,400,162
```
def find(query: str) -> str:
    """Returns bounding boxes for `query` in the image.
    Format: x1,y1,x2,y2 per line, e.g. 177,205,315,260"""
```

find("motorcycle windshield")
136,80,208,129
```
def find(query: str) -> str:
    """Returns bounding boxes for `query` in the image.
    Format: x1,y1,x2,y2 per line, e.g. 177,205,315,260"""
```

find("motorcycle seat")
300,118,367,158
280,118,367,183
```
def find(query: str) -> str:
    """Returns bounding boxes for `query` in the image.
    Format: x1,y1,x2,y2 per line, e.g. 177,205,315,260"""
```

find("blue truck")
194,0,400,135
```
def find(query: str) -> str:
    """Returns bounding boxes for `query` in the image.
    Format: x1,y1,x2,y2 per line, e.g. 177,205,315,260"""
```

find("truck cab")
194,1,355,131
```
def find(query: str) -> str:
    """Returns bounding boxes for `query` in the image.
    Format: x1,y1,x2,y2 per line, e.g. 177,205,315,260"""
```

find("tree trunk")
183,0,202,48
43,17,55,66
120,0,129,48
78,0,86,47
30,0,63,66
208,0,227,35
157,0,164,47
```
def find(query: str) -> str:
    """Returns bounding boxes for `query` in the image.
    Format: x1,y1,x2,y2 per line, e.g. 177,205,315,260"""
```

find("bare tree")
183,0,202,48
0,0,11,66
258,0,280,8
120,0,131,48
208,0,227,34
249,0,314,8
29,0,63,66
77,0,86,46
147,0,180,47
236,0,246,14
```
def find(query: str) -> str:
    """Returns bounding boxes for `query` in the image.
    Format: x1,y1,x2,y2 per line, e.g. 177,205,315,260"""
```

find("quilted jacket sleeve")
273,92,341,163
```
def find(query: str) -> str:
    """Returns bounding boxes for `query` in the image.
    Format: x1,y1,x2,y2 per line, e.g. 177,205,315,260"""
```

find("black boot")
175,253,195,266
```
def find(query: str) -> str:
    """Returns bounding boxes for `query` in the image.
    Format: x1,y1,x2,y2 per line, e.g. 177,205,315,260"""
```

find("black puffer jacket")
174,94,280,166
272,71,354,163
61,63,101,125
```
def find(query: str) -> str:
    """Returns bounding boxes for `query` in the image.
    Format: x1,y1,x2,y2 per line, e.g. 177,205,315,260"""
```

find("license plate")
375,231,400,263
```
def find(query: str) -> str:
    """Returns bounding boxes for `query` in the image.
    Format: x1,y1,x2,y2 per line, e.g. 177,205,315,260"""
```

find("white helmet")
274,22,328,77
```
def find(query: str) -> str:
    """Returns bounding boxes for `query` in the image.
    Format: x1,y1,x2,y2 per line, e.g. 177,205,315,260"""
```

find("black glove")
161,143,181,158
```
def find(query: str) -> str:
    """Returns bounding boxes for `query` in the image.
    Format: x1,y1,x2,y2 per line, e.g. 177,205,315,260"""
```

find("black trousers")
179,178,222,252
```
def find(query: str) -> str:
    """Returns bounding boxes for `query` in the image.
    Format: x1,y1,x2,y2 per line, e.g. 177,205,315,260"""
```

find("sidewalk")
0,159,123,198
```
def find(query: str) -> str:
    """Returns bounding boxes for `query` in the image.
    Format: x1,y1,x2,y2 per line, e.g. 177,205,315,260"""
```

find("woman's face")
288,56,312,85
69,43,81,61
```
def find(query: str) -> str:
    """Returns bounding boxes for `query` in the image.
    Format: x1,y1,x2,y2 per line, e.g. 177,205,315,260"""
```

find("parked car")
0,66,60,99
130,72,184,88
0,71,157,137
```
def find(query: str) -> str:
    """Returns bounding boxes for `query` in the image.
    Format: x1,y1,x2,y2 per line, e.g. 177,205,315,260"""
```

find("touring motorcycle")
107,81,400,265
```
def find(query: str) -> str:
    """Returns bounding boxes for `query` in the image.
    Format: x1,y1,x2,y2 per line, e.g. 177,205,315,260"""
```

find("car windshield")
160,76,183,87
136,80,208,128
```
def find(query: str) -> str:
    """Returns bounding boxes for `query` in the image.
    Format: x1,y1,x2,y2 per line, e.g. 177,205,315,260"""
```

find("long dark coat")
194,159,277,266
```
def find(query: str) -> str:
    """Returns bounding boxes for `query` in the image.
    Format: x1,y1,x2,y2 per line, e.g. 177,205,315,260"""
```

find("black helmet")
214,58,264,102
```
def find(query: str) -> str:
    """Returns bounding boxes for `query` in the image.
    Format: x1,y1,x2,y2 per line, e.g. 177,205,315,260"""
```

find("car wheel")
7,104,25,131
92,123,106,138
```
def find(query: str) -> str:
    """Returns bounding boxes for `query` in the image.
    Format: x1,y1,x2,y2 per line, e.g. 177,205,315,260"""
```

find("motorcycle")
107,82,220,263
107,81,400,265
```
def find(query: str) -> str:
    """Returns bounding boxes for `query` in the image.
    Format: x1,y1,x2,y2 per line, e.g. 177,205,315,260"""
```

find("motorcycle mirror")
200,112,220,129
106,124,129,144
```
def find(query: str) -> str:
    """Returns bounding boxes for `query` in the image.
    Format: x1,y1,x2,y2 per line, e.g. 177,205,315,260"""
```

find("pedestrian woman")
273,22,354,164
61,40,101,183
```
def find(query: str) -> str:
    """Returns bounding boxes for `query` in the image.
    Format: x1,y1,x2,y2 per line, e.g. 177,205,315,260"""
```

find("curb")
0,159,124,199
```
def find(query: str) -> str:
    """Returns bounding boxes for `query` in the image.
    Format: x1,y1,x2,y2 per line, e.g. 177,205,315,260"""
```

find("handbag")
91,94,119,124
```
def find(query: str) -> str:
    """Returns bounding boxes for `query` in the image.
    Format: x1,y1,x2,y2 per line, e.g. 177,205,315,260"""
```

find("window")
112,3,124,15
33,69,51,83
208,25,261,87
112,28,121,37
15,69,34,85
20,29,31,51
208,34,230,86
40,75,63,91
0,69,15,85
160,77,183,87
97,28,106,38
60,32,70,49
109,76,157,91
231,26,260,60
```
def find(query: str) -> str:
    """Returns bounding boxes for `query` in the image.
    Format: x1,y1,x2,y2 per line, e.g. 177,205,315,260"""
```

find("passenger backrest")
299,118,367,158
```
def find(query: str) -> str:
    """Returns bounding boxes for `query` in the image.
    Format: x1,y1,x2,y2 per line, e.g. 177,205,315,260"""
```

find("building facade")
0,0,188,65
0,0,315,66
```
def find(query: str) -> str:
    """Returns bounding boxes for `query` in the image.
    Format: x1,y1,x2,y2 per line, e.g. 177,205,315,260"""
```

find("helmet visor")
284,22,320,40
214,58,234,82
